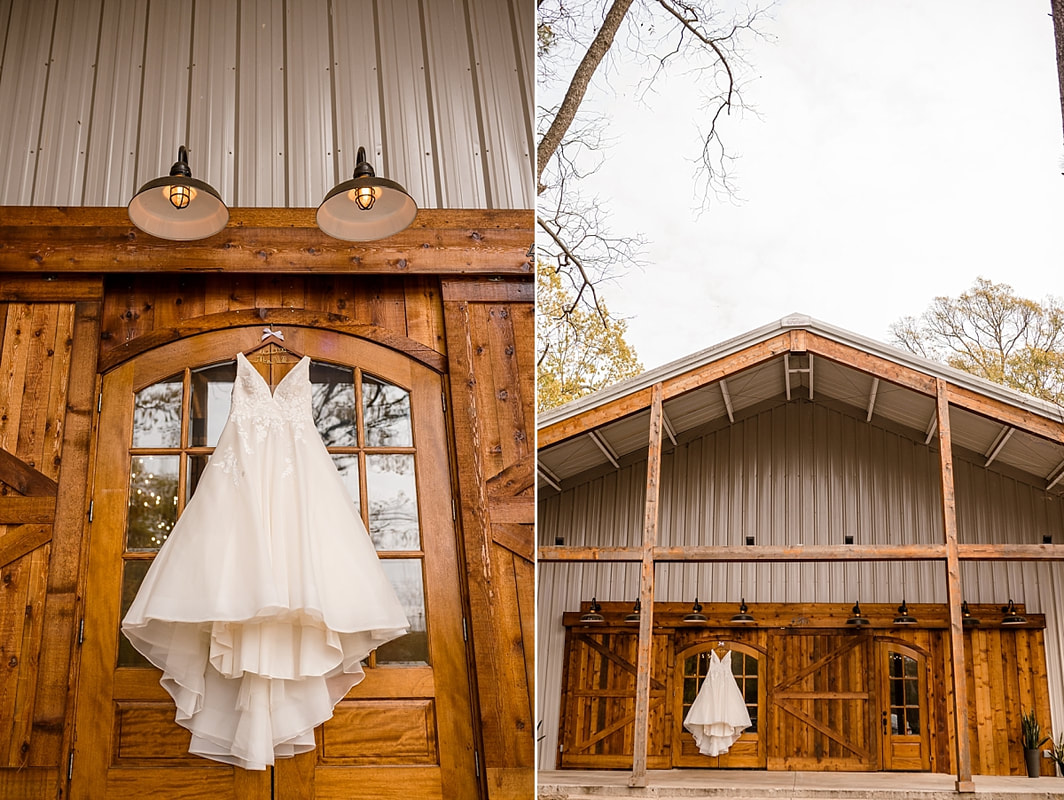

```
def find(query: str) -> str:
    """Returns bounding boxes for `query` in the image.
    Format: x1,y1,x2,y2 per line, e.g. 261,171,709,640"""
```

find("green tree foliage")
891,278,1064,406
538,263,643,410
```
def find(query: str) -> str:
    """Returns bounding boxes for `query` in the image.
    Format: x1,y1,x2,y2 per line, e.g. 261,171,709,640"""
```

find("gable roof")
537,314,1064,492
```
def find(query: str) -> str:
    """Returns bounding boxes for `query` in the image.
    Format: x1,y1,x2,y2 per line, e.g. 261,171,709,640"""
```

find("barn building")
537,315,1064,794
0,2,534,798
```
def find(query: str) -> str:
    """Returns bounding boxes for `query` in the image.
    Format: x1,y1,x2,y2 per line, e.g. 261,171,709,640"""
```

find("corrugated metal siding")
537,398,1064,768
0,0,533,209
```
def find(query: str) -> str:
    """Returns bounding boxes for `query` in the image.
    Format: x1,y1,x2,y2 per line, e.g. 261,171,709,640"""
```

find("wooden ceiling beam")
0,207,533,275
983,426,1014,467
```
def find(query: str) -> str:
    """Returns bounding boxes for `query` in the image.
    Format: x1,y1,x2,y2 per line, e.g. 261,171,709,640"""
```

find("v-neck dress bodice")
122,352,409,770
682,650,752,757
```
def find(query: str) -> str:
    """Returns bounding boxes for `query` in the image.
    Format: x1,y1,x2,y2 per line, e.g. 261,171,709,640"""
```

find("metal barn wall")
0,0,533,209
536,399,1064,768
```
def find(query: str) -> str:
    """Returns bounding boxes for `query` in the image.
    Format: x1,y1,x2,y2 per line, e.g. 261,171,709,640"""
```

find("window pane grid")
122,358,428,669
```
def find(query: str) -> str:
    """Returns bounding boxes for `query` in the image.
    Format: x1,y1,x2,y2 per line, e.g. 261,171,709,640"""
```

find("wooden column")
629,383,663,788
935,379,974,793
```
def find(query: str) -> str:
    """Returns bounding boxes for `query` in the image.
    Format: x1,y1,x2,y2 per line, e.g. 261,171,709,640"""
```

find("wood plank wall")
443,280,535,800
556,602,1056,777
0,270,534,798
0,282,103,798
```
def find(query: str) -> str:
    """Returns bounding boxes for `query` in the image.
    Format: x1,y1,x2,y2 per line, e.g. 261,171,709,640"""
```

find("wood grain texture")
0,448,58,496
442,282,534,800
558,603,1053,778
0,207,533,276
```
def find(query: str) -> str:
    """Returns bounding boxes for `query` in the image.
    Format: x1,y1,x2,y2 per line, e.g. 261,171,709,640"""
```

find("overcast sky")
548,0,1064,371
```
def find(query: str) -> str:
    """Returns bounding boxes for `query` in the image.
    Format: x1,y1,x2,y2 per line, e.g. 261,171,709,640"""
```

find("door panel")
768,632,875,771
672,641,766,768
71,329,475,799
879,642,930,771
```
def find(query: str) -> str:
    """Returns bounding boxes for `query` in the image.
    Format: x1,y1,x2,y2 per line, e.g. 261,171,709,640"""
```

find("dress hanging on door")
683,650,752,756
122,352,409,770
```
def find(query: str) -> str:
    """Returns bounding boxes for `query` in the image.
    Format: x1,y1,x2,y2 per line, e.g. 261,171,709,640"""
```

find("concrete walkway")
537,770,1064,799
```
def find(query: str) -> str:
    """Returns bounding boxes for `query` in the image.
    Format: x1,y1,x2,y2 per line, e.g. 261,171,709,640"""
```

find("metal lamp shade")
128,176,229,240
316,176,417,241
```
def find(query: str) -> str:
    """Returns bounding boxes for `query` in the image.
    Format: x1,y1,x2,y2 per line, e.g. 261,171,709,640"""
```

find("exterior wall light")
317,146,417,240
892,600,917,625
127,146,229,240
730,598,755,624
683,598,708,623
579,598,604,624
1001,599,1027,626
846,600,870,626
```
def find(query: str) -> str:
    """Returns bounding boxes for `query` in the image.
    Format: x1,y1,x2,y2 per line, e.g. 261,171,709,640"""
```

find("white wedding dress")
122,352,409,770
683,650,752,756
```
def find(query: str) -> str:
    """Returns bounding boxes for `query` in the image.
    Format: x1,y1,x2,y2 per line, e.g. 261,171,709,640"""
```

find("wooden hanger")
242,328,304,365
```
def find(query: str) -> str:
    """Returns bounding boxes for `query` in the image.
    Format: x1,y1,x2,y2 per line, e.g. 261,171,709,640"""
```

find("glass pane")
906,708,920,735
187,454,209,502
684,677,698,705
903,655,918,678
889,652,903,678
118,560,151,667
132,377,182,448
904,677,918,706
744,678,757,705
127,456,180,551
363,375,412,447
747,706,758,733
744,653,757,675
890,712,899,734
891,679,905,708
190,361,236,447
684,655,697,677
375,559,428,665
331,455,361,512
366,454,420,550
310,362,357,447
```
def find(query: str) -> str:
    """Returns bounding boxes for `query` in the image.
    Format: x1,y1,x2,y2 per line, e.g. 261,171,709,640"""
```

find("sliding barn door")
71,330,476,799
768,631,876,771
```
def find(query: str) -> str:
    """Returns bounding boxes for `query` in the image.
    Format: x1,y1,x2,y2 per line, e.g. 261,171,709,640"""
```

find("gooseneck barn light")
127,146,229,240
846,600,871,626
317,146,417,241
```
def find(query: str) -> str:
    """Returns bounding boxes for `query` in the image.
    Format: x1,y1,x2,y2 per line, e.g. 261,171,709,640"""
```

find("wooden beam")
654,544,947,562
0,448,59,496
588,430,620,469
538,334,791,449
936,378,974,793
0,524,51,568
660,409,678,446
945,383,1064,447
0,275,103,301
784,353,792,401
0,207,533,275
983,426,1014,467
629,383,663,788
924,413,938,445
958,543,1064,561
866,377,879,422
803,332,938,396
538,546,642,562
0,497,56,523
719,378,735,423
1046,458,1064,491
808,353,814,400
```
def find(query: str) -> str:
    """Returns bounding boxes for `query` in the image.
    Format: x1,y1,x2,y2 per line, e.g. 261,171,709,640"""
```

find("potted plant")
1021,708,1049,778
1051,732,1064,778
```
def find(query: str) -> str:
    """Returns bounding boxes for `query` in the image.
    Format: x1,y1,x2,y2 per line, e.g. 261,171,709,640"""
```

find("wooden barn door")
71,330,476,799
768,631,876,771
672,641,765,768
558,631,671,769
879,642,930,771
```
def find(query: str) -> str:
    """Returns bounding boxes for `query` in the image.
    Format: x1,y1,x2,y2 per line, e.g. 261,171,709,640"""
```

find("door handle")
881,710,888,734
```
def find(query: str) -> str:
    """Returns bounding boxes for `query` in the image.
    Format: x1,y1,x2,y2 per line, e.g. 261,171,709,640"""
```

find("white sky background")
543,0,1064,371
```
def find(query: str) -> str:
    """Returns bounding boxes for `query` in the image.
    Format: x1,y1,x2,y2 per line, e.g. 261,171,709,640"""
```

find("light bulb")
165,184,197,209
348,186,376,211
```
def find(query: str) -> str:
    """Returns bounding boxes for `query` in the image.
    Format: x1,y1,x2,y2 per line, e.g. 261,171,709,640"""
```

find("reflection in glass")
190,361,236,447
127,455,179,551
363,375,412,447
118,560,151,667
188,455,209,502
376,559,428,664
366,454,420,550
132,378,182,448
331,455,361,513
310,362,357,447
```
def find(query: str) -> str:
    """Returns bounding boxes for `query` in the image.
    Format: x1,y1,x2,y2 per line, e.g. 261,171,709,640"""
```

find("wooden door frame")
876,638,931,772
71,325,478,799
671,638,768,769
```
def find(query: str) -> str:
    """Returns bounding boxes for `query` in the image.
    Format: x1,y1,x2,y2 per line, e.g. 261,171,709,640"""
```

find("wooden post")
629,383,663,788
936,379,974,793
